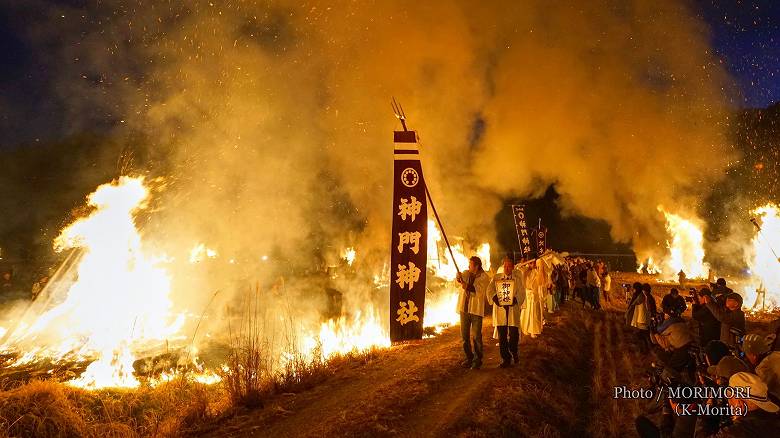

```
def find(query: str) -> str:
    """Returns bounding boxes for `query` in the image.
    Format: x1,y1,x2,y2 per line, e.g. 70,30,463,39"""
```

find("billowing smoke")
10,1,735,283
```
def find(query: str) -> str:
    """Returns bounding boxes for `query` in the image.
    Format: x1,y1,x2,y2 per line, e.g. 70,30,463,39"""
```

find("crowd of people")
454,252,780,435
454,253,611,370
627,278,780,436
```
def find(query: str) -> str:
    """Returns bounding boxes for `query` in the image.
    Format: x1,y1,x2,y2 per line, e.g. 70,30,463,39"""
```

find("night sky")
1,2,780,144
701,0,780,108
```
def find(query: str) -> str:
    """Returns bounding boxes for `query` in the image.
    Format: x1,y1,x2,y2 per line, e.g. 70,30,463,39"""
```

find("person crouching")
456,256,490,370
490,255,526,368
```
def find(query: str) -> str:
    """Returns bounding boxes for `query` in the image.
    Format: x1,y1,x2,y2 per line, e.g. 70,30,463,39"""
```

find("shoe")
471,362,482,370
498,361,512,368
460,359,473,368
512,354,519,364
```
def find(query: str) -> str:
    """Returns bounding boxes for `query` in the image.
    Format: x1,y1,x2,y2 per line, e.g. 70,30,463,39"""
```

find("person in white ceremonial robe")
455,256,490,369
537,255,557,314
489,255,526,367
519,260,545,338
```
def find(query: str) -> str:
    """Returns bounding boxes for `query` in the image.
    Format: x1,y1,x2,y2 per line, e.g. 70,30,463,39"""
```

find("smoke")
10,0,735,278
472,2,733,259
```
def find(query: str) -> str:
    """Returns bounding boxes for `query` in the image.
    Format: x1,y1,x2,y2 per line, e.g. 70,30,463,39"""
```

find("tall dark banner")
390,130,427,342
511,205,532,260
536,226,547,257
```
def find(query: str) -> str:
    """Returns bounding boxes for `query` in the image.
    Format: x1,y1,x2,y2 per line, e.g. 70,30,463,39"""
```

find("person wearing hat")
742,333,780,400
704,292,746,348
708,355,750,386
693,287,722,347
694,356,751,436
713,372,780,436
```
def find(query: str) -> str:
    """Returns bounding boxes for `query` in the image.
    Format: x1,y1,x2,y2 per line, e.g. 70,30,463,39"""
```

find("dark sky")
700,0,780,108
1,2,780,145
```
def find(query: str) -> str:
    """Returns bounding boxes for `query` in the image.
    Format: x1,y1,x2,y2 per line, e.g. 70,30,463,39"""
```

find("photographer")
742,333,780,400
661,288,687,319
704,341,733,370
651,314,695,380
713,372,780,436
692,288,721,347
711,278,733,303
704,293,746,348
636,317,697,438
695,355,751,436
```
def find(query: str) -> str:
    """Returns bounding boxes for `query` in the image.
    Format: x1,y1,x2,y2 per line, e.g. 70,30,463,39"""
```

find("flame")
427,219,489,281
303,307,389,359
298,220,491,357
425,219,490,331
3,177,185,389
637,257,662,275
1,179,492,389
422,291,460,331
342,247,356,266
743,203,780,310
652,207,709,279
189,243,218,263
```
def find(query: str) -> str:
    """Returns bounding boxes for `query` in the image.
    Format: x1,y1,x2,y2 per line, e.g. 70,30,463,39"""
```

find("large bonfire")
1,177,488,389
742,203,780,311
2,177,188,388
634,203,780,313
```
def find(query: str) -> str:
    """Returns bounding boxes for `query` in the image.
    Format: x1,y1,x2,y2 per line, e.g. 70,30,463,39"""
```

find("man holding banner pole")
456,256,490,369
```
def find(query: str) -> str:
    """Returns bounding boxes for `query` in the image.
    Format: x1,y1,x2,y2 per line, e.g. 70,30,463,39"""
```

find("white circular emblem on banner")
401,168,419,187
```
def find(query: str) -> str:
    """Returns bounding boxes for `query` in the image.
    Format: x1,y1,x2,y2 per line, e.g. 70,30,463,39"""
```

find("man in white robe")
520,261,544,337
489,255,525,367
456,256,490,369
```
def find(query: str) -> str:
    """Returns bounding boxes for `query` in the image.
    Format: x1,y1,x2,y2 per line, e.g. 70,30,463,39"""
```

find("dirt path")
195,300,650,437
198,323,476,437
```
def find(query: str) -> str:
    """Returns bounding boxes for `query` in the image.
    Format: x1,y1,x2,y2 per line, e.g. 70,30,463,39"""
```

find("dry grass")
219,283,335,409
220,285,273,408
1,281,383,437
0,376,228,438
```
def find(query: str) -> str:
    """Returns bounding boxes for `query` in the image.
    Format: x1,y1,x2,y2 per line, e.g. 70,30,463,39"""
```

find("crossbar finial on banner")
391,97,408,132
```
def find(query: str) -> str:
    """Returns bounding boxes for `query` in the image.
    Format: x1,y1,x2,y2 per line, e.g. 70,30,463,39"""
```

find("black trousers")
496,325,519,363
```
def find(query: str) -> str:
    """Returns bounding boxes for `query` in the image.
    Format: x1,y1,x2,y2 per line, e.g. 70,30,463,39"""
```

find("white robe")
520,268,544,336
489,270,525,327
455,270,490,316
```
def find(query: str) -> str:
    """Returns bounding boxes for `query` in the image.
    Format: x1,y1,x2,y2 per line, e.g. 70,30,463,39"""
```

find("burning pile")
2,177,186,388
636,207,709,280
742,204,780,311
631,202,780,313
1,177,491,389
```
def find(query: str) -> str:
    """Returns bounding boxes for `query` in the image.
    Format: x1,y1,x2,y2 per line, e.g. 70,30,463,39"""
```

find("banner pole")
511,205,523,255
392,98,459,275
424,183,460,276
